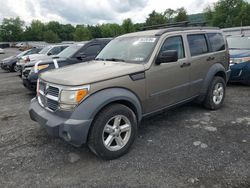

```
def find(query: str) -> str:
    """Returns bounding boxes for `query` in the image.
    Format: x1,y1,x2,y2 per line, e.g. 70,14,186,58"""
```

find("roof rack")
155,26,220,36
139,21,219,36
140,21,190,31
140,21,210,31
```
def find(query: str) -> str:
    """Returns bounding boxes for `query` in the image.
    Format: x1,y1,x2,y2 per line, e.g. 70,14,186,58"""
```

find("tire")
203,76,226,110
9,63,16,72
245,74,250,86
88,103,137,160
14,64,19,72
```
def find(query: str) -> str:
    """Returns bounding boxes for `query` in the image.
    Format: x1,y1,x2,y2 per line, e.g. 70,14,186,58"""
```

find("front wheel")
88,104,137,160
203,76,226,110
14,64,19,72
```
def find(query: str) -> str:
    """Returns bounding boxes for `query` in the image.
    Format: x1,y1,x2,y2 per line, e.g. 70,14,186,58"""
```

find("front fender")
71,88,143,123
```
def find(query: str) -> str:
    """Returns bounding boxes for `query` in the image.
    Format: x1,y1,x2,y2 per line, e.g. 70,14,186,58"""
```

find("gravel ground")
0,48,249,188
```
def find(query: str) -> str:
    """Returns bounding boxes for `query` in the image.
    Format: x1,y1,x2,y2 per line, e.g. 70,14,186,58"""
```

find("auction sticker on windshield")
137,38,156,43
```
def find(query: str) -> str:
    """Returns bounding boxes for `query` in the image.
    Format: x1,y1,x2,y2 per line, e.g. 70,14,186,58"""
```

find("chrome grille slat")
47,86,59,97
38,80,60,112
47,99,58,111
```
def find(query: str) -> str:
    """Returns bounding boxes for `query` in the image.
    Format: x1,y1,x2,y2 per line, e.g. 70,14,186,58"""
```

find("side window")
207,33,225,52
160,36,185,59
84,45,101,56
61,46,68,51
187,34,208,56
49,47,61,55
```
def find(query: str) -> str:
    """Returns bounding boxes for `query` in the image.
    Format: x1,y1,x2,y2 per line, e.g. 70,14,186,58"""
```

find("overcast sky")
0,0,231,25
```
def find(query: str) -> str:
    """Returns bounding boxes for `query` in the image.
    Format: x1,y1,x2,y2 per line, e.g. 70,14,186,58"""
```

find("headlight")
59,86,89,110
37,64,49,71
29,67,35,74
230,57,250,64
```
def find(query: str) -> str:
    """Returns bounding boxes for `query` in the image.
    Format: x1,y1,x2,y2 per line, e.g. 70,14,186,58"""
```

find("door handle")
180,62,191,68
207,57,215,61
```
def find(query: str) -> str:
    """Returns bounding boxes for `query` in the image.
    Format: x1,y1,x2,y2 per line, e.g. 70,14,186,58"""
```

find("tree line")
0,0,249,43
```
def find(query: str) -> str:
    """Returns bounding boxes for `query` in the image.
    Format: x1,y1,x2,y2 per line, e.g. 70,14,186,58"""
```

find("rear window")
207,33,225,52
187,34,208,56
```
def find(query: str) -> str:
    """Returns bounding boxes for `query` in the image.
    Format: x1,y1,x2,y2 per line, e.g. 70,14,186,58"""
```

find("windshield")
227,37,250,49
96,36,158,63
58,44,84,58
39,46,52,54
17,50,30,58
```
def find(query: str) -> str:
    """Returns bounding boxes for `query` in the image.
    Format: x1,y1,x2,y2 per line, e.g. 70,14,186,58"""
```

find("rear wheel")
204,76,226,110
88,104,137,160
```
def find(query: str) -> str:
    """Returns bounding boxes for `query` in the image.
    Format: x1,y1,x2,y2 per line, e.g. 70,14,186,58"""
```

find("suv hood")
229,49,250,58
24,54,49,61
41,60,145,86
2,55,16,62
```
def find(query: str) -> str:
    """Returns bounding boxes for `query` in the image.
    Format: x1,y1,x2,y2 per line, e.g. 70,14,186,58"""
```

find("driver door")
145,35,191,113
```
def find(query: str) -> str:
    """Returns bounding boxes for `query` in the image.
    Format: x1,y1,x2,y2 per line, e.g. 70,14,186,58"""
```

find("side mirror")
156,50,178,64
77,52,86,59
47,52,52,56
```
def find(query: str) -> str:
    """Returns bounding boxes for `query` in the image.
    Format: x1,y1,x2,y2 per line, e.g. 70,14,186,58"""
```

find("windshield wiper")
105,58,125,62
95,58,105,61
229,48,250,50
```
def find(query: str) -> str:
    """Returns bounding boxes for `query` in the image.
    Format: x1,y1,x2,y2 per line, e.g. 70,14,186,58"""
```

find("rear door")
207,32,228,70
186,33,211,97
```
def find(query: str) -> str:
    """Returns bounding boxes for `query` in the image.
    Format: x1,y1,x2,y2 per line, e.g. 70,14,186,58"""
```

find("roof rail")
140,21,210,31
155,26,220,36
140,21,189,31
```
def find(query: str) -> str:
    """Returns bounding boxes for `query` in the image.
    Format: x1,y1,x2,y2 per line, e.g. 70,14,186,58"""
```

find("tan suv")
29,27,231,159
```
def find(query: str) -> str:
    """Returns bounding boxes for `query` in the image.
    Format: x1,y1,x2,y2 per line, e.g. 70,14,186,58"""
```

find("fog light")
62,131,71,141
66,132,71,141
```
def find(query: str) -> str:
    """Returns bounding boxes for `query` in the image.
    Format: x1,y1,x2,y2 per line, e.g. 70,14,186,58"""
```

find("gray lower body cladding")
29,98,92,146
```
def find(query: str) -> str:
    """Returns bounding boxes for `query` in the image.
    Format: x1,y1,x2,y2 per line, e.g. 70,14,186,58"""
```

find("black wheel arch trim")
200,63,227,96
71,87,143,124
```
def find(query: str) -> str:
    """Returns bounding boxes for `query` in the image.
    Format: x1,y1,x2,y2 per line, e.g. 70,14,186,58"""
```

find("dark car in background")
227,36,250,85
0,48,42,72
22,38,111,91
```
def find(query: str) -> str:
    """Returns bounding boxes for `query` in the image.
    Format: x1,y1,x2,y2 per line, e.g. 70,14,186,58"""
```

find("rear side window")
187,34,208,56
84,45,101,56
207,33,225,52
160,36,185,59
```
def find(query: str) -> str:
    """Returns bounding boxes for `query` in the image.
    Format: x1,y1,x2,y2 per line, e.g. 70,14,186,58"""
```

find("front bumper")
1,63,10,70
29,98,92,146
226,69,231,83
229,62,250,83
22,70,38,91
23,79,37,91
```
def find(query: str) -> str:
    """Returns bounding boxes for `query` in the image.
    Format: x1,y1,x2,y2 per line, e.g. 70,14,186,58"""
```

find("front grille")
22,68,31,78
47,86,59,97
47,98,59,111
38,80,60,112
